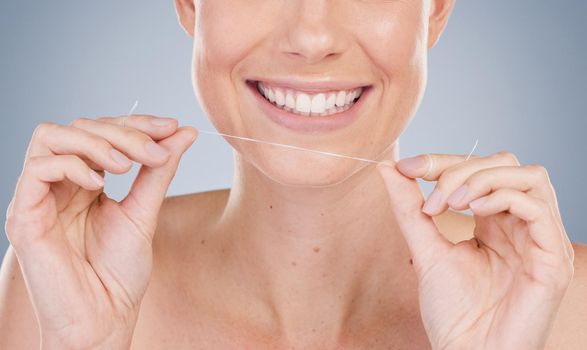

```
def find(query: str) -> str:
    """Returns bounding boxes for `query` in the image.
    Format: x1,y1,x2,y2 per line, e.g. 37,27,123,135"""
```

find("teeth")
310,93,326,114
295,93,311,113
275,89,285,106
285,90,296,108
345,90,356,105
257,81,363,117
266,88,275,103
325,93,336,110
335,91,346,107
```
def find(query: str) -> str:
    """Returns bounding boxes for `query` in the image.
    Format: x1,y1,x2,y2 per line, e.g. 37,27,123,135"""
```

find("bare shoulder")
151,188,230,258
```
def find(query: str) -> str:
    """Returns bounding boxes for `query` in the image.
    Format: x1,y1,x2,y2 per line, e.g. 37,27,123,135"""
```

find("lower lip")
246,81,371,133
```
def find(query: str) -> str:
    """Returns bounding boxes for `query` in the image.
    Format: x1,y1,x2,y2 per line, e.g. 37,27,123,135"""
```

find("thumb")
377,161,452,275
121,126,198,234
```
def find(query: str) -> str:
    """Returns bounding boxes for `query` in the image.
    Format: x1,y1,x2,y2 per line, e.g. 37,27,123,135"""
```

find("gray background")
1,0,585,258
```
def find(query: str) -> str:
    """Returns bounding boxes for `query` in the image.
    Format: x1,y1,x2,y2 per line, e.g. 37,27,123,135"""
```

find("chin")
235,145,376,188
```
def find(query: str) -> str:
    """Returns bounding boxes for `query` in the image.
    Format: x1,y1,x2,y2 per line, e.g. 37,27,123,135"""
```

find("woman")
1,0,585,348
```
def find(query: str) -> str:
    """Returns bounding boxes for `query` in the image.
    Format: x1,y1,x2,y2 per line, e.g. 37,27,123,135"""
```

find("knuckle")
25,155,43,172
4,210,32,248
69,117,93,128
95,116,115,123
493,151,520,166
32,122,58,140
5,198,15,218
4,207,15,237
525,164,551,183
437,167,457,184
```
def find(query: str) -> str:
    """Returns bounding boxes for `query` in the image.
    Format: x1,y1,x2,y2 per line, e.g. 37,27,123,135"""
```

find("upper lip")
246,77,371,93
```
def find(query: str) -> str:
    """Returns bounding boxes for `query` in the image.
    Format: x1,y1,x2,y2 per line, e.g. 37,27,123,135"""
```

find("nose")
279,0,349,64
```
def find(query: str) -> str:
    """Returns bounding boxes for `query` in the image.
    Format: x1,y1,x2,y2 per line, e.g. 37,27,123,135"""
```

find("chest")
130,296,432,349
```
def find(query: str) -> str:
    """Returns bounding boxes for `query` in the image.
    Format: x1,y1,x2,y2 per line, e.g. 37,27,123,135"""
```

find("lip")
246,80,372,133
248,77,370,94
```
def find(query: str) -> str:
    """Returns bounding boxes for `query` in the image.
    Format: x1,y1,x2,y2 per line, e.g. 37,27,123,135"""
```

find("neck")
215,143,414,344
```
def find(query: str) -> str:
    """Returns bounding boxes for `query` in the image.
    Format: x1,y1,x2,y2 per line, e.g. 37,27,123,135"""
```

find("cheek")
356,7,428,138
356,2,428,73
193,1,276,133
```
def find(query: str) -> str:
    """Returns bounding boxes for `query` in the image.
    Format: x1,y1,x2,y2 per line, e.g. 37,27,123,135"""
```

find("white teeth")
274,89,285,106
345,91,354,105
335,91,346,107
310,93,326,114
267,88,275,103
325,93,336,110
295,93,312,113
257,81,363,117
285,90,296,108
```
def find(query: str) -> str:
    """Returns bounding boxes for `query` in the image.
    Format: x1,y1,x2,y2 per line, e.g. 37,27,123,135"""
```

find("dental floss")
126,101,479,165
128,100,139,116
465,139,479,161
122,100,139,128
199,131,480,166
198,130,387,165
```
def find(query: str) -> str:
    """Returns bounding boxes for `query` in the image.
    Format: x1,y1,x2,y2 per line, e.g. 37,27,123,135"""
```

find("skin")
1,0,586,349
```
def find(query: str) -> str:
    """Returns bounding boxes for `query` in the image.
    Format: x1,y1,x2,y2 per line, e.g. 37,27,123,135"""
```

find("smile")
256,81,364,117
246,78,372,133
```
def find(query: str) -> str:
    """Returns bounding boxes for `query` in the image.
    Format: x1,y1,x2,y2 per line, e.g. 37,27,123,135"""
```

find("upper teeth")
257,81,363,117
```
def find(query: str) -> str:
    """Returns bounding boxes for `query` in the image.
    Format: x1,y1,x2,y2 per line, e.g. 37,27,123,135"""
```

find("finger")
396,151,519,181
12,155,104,216
121,126,198,236
376,162,452,277
27,123,134,174
468,188,564,255
446,165,557,211
69,118,172,167
96,114,178,141
415,152,520,216
442,163,574,263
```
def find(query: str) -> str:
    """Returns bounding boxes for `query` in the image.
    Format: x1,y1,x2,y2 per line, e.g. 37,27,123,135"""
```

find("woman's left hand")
377,151,574,350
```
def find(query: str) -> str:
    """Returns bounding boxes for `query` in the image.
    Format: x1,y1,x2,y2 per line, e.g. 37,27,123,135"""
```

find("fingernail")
422,189,442,215
89,170,105,187
447,185,469,207
145,141,169,158
469,196,488,210
397,156,426,174
110,149,132,167
151,117,175,127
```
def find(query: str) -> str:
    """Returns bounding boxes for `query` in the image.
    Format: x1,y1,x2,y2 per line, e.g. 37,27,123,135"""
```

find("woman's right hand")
4,116,197,349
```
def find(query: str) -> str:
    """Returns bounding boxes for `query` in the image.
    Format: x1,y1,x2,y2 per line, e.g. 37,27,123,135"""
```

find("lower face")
193,0,429,187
